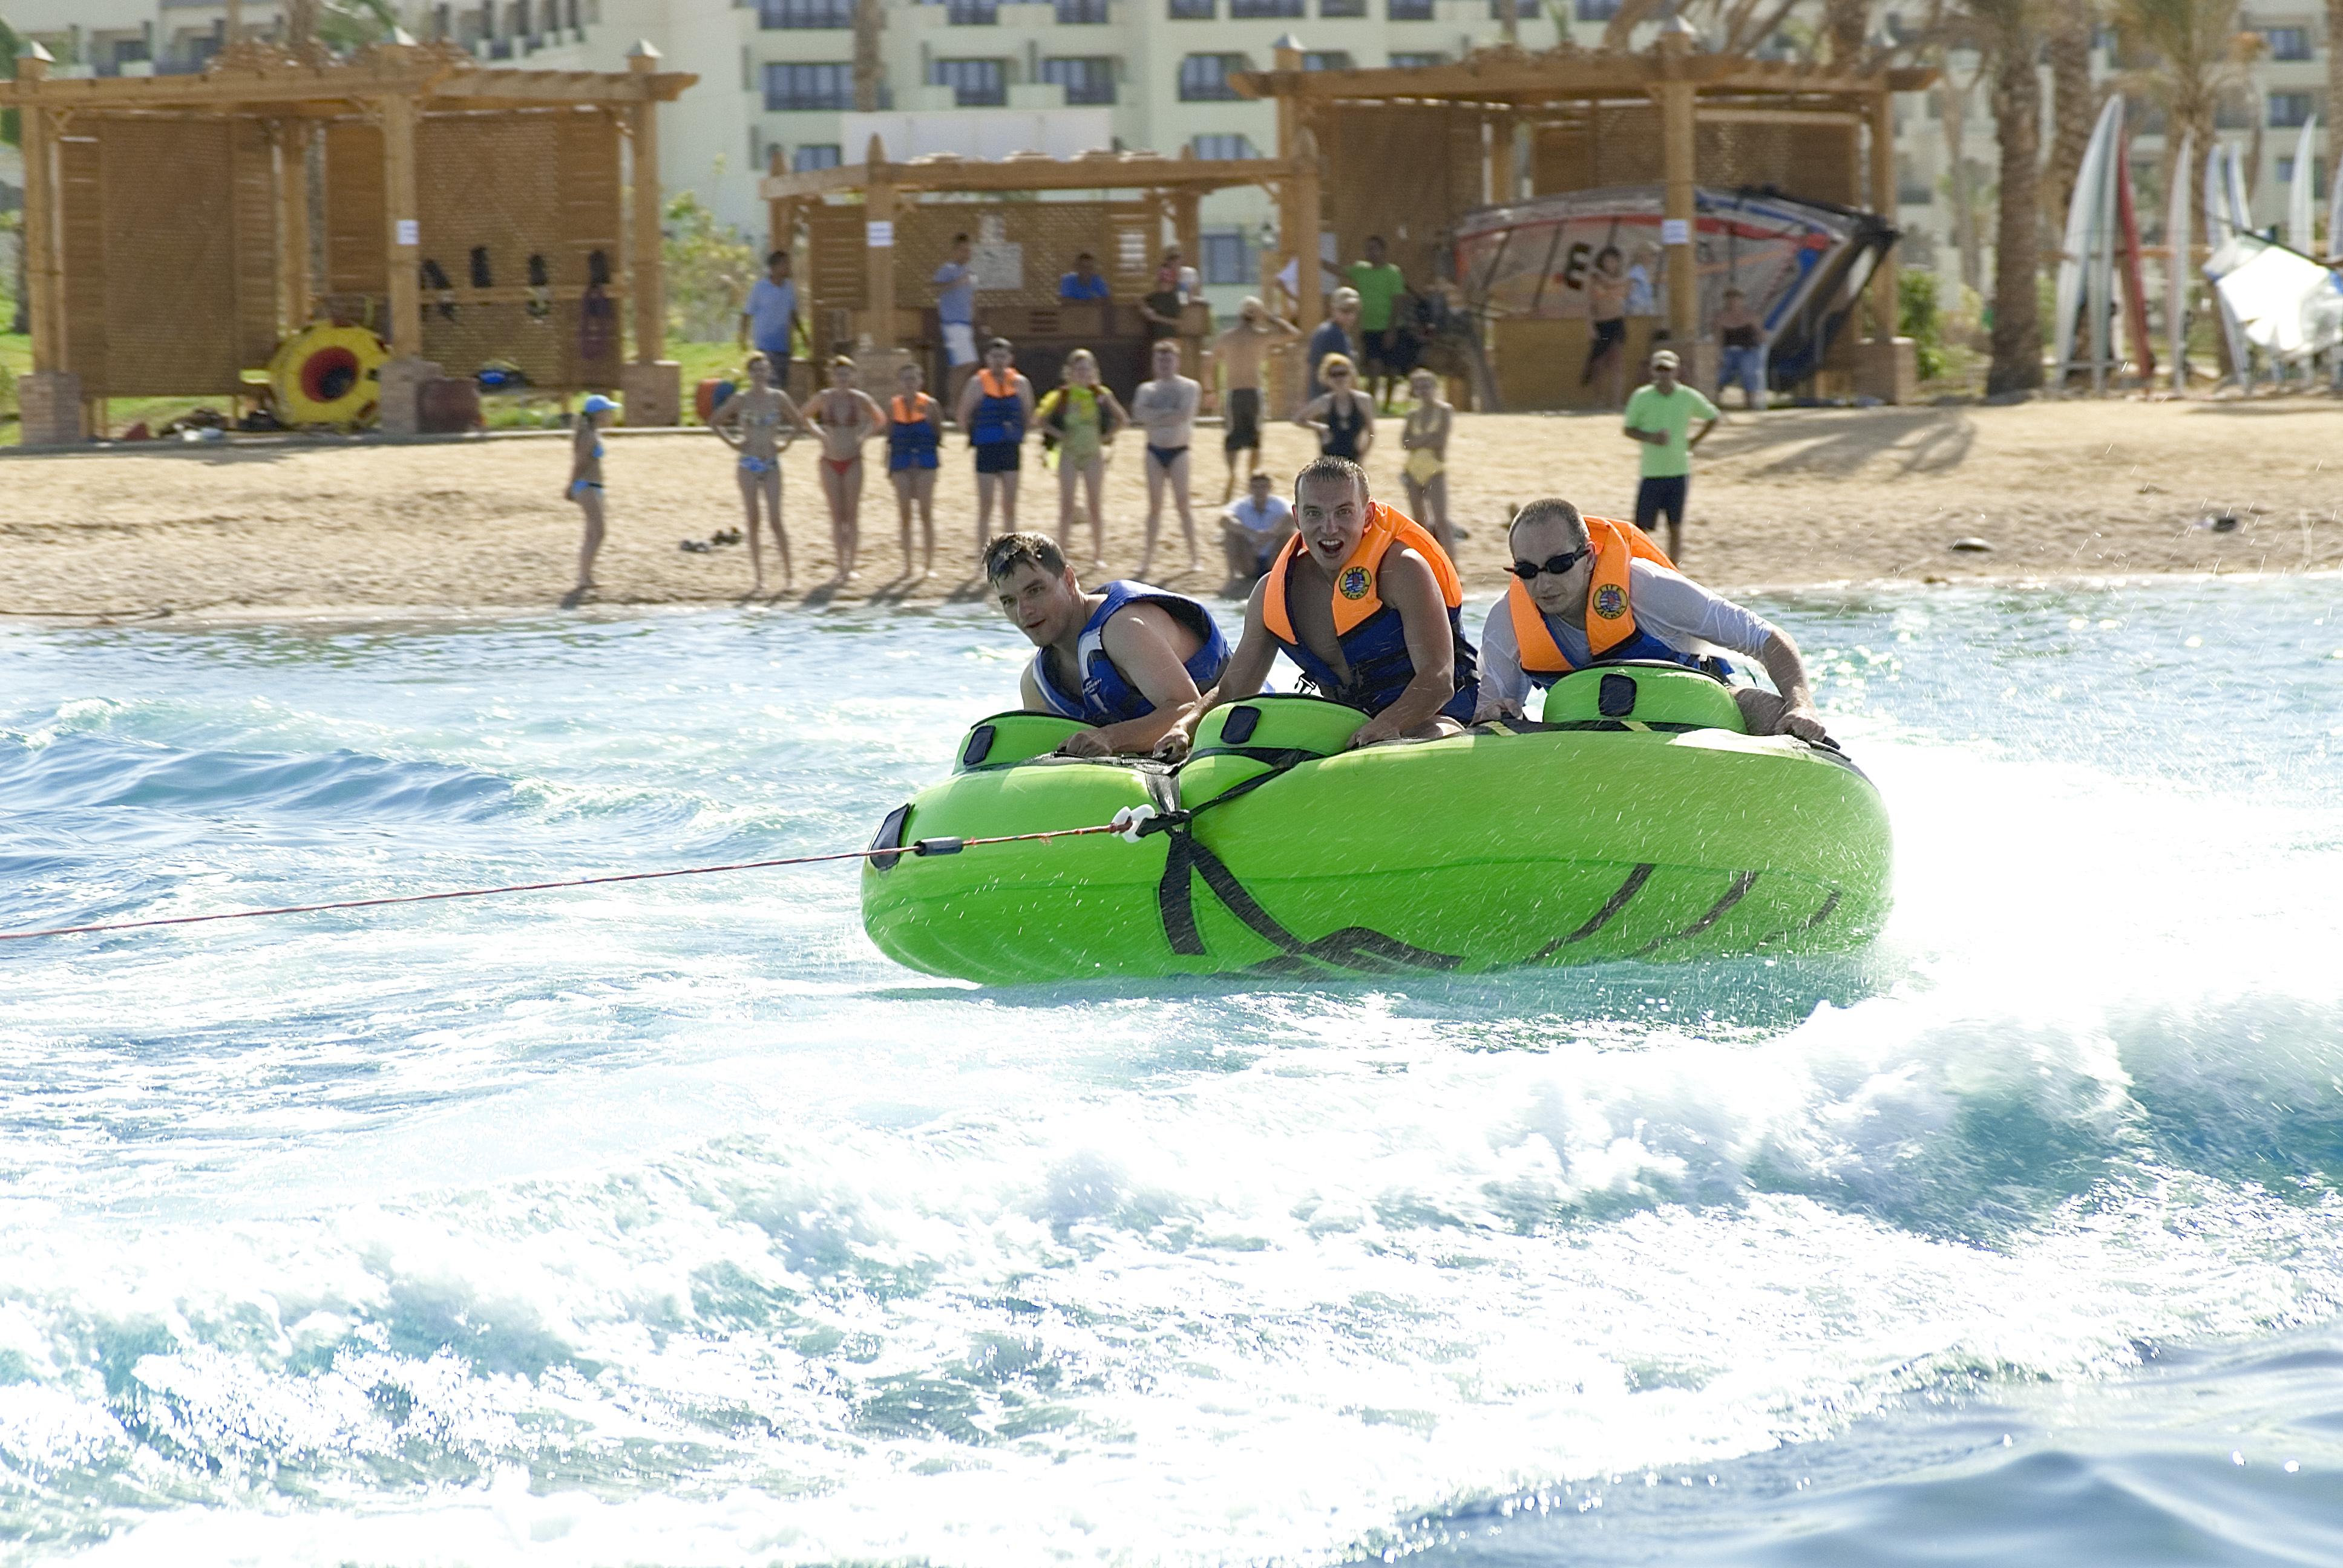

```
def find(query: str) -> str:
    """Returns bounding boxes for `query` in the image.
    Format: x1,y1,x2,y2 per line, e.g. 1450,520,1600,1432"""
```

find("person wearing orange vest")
1473,498,1827,741
951,337,1037,561
1158,456,1477,757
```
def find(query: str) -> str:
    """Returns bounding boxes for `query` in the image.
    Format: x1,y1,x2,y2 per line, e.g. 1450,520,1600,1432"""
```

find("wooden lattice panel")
1319,105,1485,286
324,119,388,305
1533,111,1860,209
56,134,108,395
76,119,246,396
895,201,1145,310
230,118,280,373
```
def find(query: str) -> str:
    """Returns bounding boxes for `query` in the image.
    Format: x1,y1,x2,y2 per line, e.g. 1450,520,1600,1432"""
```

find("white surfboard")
2054,96,2125,384
2169,131,2193,393
2287,119,2319,253
2208,144,2255,386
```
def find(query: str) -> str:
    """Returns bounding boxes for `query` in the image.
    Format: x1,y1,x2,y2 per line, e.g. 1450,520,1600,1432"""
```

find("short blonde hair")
1319,353,1357,377
744,351,772,374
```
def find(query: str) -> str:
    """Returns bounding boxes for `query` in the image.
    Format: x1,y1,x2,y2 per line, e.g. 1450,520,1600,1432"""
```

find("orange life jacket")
976,368,1017,400
1507,516,1685,676
890,393,934,423
1261,501,1476,717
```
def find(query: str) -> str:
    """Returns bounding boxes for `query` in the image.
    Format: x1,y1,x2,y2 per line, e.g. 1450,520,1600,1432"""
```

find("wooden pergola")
1236,32,1935,398
2,33,695,442
758,140,1320,384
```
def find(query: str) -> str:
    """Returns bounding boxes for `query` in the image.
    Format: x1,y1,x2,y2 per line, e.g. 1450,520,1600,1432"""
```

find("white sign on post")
395,218,420,247
866,220,896,249
1660,218,1691,246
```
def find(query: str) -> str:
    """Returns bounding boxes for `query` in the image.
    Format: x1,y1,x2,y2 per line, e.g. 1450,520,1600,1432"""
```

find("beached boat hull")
862,671,1892,986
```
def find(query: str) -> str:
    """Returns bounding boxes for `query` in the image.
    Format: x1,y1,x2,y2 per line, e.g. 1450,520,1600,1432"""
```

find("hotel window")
758,0,854,26
1057,0,1111,18
764,61,852,111
793,143,843,172
1389,50,1445,66
1388,0,1433,16
1202,229,1250,285
1168,0,1215,15
1230,0,1303,15
1321,0,1366,16
940,0,999,22
1302,50,1354,70
1190,132,1258,159
1576,0,1620,18
1178,53,1247,99
2264,27,2312,60
1041,56,1118,104
2269,91,2314,128
931,57,1009,105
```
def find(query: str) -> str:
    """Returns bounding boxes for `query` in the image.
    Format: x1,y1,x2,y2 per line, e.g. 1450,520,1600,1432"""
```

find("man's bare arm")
1348,550,1455,746
1075,606,1208,754
1156,582,1277,759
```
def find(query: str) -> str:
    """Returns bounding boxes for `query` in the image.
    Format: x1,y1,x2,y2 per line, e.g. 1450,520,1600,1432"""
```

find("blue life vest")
888,393,938,463
1262,506,1479,724
1031,581,1231,725
970,368,1024,447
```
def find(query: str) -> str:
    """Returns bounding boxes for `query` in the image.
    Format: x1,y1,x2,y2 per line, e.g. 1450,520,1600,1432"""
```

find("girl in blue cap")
567,394,618,593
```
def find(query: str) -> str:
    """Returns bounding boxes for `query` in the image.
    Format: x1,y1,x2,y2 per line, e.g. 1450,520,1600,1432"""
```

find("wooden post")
1489,115,1517,206
1172,187,1202,276
766,145,787,260
1293,125,1323,351
1656,80,1697,349
1868,88,1898,342
278,120,313,335
864,134,896,351
628,44,666,364
379,91,422,358
15,45,57,372
225,0,244,44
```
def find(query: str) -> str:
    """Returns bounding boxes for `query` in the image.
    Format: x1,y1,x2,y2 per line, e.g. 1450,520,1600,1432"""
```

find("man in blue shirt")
1058,252,1112,302
934,234,978,406
737,251,798,370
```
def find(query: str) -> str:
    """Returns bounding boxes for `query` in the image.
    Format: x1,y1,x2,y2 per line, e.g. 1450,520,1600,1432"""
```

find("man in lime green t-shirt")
1622,348,1720,563
1345,236,1412,406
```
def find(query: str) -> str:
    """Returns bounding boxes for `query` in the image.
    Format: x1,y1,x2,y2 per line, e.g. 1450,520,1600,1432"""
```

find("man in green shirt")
1345,236,1412,407
1622,348,1720,563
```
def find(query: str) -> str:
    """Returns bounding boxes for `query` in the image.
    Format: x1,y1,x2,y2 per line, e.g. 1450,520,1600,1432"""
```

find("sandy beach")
2,397,2338,621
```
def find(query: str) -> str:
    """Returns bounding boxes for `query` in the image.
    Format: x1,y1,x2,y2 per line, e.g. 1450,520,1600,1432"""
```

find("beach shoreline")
4,399,2338,624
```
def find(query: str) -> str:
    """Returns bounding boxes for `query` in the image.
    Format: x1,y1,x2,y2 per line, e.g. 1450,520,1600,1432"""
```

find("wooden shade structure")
758,142,1319,397
1236,34,1934,402
2,34,695,440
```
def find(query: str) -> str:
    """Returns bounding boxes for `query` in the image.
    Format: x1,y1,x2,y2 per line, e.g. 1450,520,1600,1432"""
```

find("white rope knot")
1110,804,1160,843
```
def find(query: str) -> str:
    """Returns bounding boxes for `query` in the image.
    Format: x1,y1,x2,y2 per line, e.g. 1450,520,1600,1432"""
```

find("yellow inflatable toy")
269,323,388,428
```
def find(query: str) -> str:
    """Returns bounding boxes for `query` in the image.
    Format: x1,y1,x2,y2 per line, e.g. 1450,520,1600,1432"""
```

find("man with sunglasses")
1158,456,1475,757
1473,498,1827,742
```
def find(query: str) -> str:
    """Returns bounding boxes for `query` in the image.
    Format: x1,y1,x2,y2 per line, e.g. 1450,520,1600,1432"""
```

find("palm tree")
2105,0,2263,249
853,0,883,113
2043,5,2100,234
1958,0,2045,393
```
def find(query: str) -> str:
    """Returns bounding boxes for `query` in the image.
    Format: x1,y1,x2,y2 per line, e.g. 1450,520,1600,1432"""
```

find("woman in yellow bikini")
1037,348,1129,570
808,355,888,582
710,353,811,592
1399,368,1456,557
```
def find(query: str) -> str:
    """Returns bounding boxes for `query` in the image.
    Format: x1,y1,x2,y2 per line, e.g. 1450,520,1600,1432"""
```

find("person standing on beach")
565,394,618,594
738,251,798,389
710,353,811,592
933,234,980,409
1306,289,1362,404
1581,246,1630,410
1213,297,1300,501
1295,354,1375,465
808,356,887,583
954,337,1036,558
1621,348,1719,564
1131,339,1202,580
1398,369,1455,557
1037,348,1127,570
1715,287,1767,411
886,362,944,580
1345,237,1412,408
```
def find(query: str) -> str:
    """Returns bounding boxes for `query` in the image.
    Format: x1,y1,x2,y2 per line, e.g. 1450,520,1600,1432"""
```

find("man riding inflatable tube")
1161,456,1478,757
990,531,1231,757
1476,497,1829,742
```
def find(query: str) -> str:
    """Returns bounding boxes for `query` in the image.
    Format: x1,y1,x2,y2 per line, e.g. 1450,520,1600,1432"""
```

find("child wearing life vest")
952,338,1037,563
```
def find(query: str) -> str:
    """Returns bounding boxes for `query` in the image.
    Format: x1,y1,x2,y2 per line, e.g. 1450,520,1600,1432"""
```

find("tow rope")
0,823,1126,944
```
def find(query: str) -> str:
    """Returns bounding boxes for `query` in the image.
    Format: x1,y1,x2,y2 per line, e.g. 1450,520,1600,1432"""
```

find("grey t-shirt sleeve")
1475,601,1529,720
1626,559,1776,659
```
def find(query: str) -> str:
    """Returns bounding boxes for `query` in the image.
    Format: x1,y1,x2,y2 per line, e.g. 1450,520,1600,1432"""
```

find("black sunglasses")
1509,547,1591,580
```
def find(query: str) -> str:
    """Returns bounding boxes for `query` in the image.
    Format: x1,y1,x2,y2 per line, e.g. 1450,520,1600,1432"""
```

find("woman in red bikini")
809,356,886,582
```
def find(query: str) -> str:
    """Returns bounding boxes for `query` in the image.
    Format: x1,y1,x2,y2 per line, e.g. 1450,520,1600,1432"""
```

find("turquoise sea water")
1,580,2340,1566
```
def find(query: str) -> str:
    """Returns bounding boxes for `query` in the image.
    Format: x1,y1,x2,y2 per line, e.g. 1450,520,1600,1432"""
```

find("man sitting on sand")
1219,470,1295,589
1159,456,1476,757
991,531,1231,758
1472,497,1826,742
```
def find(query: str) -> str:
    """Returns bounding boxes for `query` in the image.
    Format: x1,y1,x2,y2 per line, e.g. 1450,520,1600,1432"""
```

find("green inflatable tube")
862,665,1892,985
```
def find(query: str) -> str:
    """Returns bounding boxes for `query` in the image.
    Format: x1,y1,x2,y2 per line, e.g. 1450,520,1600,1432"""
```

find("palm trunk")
1986,5,2044,394
1498,0,1518,45
1825,0,1870,68
1941,71,1984,294
2332,0,2343,253
2044,7,2096,236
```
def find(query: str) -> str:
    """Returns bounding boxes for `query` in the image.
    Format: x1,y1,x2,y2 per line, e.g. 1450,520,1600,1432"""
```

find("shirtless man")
710,352,813,592
1212,296,1301,500
1129,339,1202,580
807,356,886,581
